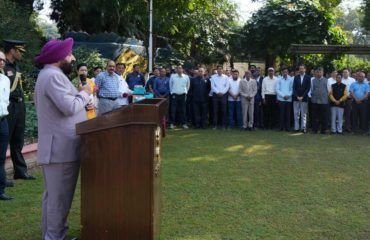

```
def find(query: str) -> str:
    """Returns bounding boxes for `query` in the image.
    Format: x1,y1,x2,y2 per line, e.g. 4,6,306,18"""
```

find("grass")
1,130,370,240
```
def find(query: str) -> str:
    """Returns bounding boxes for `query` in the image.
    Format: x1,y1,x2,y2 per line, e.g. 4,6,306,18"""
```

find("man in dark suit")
251,66,264,129
293,64,311,133
190,68,209,128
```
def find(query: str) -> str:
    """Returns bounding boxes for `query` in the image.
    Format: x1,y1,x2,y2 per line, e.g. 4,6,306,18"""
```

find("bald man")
95,60,121,115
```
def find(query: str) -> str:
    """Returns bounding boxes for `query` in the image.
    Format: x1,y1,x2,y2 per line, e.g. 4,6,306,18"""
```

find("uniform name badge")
7,71,14,77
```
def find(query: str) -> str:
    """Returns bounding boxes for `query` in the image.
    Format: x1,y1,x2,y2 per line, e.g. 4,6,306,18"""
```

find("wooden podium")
76,98,168,240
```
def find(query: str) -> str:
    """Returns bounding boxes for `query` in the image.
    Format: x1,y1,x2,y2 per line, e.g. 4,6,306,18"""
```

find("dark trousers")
344,99,353,131
193,101,208,128
186,95,193,123
208,96,213,126
352,101,368,133
307,98,313,129
311,103,329,133
212,94,228,127
279,101,291,130
228,101,242,128
263,95,278,129
0,118,9,195
170,94,187,125
7,101,27,176
254,101,263,128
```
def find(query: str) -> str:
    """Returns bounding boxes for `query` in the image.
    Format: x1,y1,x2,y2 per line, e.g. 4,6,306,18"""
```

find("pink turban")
35,38,74,64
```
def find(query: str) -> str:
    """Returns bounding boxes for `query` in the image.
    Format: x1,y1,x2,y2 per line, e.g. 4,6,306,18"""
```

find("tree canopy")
50,0,239,64
363,0,370,32
232,0,347,70
0,0,44,96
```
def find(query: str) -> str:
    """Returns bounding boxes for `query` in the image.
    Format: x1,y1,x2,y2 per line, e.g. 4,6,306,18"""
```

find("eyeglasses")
0,58,6,63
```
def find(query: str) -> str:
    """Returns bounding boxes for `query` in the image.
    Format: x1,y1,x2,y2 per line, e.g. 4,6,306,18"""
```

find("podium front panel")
80,124,161,240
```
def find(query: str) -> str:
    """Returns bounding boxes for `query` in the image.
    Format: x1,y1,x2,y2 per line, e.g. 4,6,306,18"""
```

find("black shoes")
5,179,15,187
0,193,15,201
14,173,36,180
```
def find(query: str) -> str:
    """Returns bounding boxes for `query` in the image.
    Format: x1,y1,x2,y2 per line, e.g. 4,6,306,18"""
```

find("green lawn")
1,130,370,240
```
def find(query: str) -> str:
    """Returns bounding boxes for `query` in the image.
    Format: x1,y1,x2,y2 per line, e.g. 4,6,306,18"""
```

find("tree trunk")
265,53,276,74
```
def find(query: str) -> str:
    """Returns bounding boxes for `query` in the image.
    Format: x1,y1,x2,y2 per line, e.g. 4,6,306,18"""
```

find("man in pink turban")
34,38,91,240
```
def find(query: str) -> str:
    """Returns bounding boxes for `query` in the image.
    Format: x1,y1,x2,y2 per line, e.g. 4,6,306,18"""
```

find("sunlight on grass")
187,156,218,162
175,235,224,240
224,144,245,152
178,133,201,138
243,144,273,155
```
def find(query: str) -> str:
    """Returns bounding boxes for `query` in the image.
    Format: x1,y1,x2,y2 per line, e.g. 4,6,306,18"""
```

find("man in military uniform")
3,39,35,180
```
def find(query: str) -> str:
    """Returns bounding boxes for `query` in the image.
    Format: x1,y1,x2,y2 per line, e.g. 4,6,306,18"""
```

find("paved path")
5,143,39,176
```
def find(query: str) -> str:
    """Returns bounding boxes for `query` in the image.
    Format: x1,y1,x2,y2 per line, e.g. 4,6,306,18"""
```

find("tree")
235,0,347,70
363,0,370,32
36,18,61,40
0,0,44,97
335,7,367,44
49,0,239,64
252,0,343,8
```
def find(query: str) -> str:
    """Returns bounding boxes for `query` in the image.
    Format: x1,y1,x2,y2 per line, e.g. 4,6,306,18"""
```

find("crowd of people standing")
155,64,369,135
69,60,370,136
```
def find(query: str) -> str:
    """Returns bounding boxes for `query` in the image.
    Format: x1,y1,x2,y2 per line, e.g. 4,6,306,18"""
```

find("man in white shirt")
116,63,132,106
327,70,337,90
341,68,356,132
0,50,13,200
211,65,230,129
227,69,242,128
169,65,190,129
262,67,278,129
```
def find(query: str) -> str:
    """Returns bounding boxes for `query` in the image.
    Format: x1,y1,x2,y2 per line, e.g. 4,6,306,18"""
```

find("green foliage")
25,102,38,144
71,46,107,78
363,0,370,32
234,0,347,70
36,18,61,40
335,6,367,44
50,0,239,64
0,0,44,99
340,55,370,71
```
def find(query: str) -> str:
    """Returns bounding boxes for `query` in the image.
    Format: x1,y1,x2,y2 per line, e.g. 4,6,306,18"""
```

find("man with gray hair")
350,71,369,134
310,67,329,134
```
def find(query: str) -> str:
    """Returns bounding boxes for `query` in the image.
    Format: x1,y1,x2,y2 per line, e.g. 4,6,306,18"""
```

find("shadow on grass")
160,129,370,240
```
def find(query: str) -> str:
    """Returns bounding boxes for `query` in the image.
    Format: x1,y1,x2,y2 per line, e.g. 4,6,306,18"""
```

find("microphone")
80,74,90,111
80,74,87,86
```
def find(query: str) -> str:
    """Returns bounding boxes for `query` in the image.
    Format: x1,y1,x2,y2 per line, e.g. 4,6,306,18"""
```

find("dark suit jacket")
190,76,209,102
254,76,264,103
293,74,311,102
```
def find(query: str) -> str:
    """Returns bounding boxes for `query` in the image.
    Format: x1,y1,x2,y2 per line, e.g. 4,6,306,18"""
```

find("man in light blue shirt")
95,60,121,116
350,71,369,134
169,65,190,129
276,67,293,131
210,65,230,129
